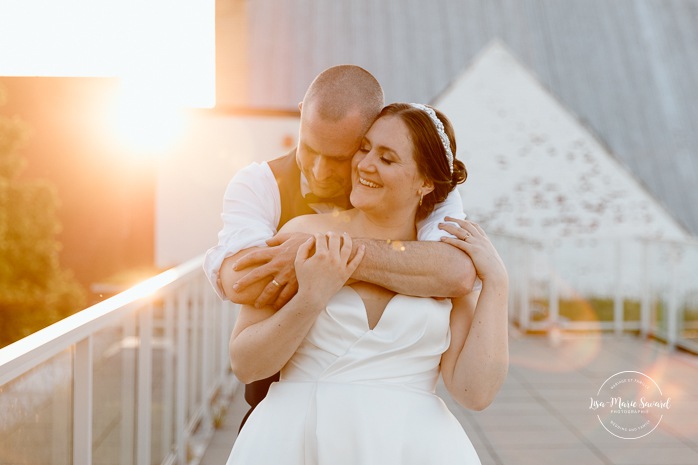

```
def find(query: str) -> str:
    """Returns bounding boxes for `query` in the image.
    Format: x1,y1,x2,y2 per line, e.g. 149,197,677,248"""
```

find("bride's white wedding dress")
226,286,481,464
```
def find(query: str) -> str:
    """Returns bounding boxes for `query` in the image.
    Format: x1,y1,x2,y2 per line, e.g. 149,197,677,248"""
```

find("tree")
0,87,86,347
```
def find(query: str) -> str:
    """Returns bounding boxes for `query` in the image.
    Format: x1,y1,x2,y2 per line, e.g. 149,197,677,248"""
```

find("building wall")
155,112,300,268
438,43,688,241
435,44,693,299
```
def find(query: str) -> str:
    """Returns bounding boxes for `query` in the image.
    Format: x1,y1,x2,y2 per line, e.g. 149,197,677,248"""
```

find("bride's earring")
418,190,424,206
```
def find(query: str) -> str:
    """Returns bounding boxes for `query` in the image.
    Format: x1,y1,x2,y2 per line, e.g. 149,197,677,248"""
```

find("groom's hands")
231,232,311,309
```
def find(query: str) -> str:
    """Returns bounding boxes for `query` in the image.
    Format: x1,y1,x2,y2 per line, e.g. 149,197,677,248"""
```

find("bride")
226,103,509,464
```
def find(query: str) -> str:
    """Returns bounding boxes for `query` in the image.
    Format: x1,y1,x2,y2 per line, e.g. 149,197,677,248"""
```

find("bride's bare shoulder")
279,209,356,235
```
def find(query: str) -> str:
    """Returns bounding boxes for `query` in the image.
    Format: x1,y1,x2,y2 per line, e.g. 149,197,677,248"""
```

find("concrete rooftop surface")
201,333,698,465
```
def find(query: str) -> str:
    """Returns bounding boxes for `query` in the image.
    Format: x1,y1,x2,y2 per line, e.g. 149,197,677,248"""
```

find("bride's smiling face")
350,115,433,216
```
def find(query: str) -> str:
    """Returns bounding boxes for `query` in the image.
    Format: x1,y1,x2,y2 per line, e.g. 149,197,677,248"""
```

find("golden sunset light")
111,79,187,158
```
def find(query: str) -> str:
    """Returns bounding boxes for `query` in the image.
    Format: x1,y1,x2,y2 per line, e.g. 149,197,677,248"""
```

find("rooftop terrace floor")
201,333,698,465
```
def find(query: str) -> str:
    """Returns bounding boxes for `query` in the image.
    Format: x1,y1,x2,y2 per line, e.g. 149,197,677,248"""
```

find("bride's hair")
378,103,467,221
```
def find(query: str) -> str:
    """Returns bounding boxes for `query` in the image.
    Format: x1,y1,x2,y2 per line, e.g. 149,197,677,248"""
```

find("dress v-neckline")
344,286,401,331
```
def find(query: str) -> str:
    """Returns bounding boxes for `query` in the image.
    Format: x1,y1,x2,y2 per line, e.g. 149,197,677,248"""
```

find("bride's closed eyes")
358,138,399,166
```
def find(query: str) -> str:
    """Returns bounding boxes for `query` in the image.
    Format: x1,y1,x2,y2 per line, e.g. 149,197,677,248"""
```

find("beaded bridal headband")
408,103,454,174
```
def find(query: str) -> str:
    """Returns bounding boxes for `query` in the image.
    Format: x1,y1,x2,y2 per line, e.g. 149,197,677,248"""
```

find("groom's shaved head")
302,65,384,131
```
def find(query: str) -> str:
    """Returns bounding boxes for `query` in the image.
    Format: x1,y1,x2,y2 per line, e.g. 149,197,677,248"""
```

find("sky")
0,0,215,108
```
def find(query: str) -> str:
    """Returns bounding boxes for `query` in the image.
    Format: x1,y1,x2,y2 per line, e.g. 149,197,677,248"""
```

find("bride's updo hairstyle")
378,103,467,221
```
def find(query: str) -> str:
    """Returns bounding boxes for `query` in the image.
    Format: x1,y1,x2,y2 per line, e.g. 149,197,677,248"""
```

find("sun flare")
111,82,186,157
0,0,215,159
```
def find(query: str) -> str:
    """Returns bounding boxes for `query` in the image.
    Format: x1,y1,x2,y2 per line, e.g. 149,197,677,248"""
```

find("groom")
203,65,476,428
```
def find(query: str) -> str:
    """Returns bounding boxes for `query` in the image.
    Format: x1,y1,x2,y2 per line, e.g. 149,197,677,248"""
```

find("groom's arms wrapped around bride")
223,190,477,308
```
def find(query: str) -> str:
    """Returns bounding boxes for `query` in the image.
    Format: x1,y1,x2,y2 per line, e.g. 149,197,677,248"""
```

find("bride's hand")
294,232,365,305
438,217,508,286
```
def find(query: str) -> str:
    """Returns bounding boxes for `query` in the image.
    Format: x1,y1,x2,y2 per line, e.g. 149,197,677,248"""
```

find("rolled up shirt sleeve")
416,189,482,291
203,162,281,300
416,189,466,241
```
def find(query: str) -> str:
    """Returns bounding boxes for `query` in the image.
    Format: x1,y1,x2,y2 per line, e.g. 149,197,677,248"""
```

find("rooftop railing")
497,234,698,353
0,255,238,465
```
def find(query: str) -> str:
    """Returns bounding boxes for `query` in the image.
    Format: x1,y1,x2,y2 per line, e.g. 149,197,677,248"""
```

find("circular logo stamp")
589,371,671,439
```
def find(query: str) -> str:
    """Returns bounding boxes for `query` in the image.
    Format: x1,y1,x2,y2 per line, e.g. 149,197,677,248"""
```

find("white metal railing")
0,254,240,465
495,233,698,352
